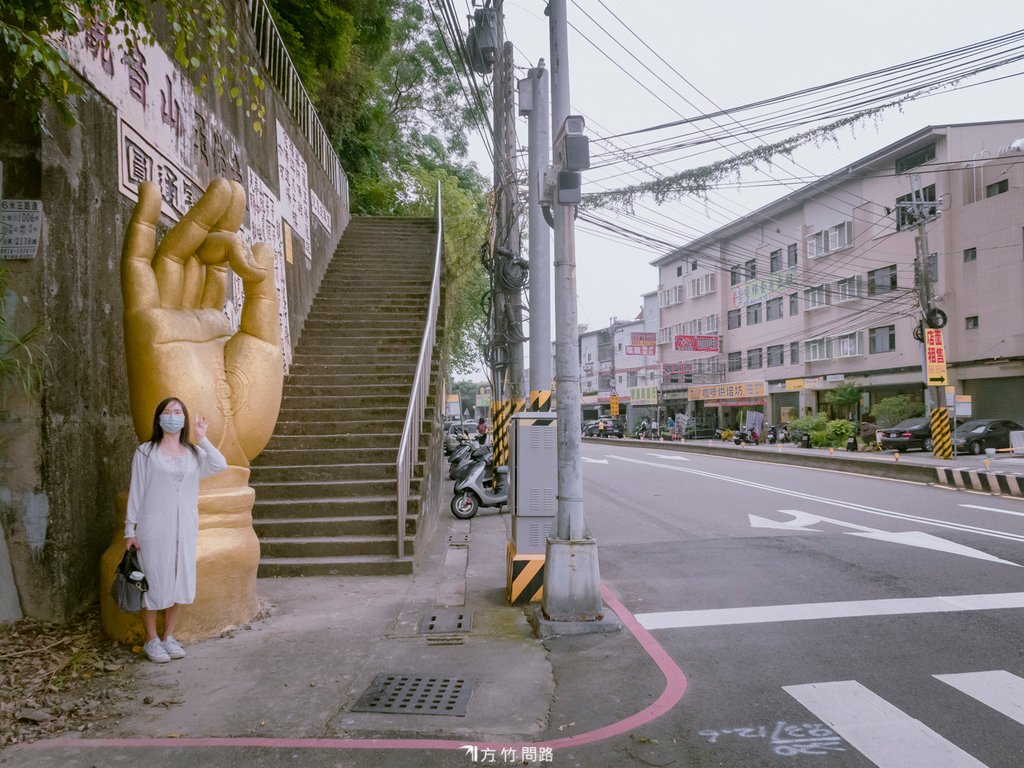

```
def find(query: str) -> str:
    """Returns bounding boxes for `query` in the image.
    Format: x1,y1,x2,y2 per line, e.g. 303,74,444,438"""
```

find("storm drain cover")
351,674,474,716
446,533,470,545
418,609,472,634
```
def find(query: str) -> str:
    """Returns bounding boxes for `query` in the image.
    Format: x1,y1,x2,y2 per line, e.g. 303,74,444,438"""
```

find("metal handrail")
396,181,443,559
246,0,348,201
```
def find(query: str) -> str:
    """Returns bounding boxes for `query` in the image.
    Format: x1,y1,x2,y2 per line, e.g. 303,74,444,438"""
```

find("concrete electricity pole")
542,0,603,622
907,175,953,459
519,63,552,410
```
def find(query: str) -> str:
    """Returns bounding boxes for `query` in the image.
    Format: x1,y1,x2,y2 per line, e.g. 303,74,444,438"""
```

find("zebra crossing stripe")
784,680,989,768
935,671,1024,726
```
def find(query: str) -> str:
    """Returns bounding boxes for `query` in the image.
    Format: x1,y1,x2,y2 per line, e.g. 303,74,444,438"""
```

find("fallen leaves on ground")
0,607,138,746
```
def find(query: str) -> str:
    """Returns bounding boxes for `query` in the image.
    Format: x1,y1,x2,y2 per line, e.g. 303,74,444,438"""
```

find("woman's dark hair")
147,396,198,455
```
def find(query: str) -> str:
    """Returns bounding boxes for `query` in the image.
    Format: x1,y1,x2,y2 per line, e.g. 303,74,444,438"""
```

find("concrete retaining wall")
0,1,349,621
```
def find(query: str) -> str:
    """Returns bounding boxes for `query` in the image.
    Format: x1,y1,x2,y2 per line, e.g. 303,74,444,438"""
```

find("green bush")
789,414,854,448
869,395,925,428
824,419,855,447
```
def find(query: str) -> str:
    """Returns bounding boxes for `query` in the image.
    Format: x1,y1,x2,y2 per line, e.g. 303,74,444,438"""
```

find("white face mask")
159,414,186,434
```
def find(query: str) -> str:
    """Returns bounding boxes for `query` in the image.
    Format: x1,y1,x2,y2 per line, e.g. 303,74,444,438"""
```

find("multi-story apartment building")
579,294,661,426
653,121,1024,430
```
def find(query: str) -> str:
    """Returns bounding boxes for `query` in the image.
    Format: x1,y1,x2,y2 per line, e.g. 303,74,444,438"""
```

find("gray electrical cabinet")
509,412,557,554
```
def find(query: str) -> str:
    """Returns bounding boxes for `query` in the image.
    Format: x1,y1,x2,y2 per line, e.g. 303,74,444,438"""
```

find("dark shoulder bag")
111,548,149,613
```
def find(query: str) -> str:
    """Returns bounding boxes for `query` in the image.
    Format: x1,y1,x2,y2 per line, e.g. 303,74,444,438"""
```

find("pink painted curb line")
20,582,687,754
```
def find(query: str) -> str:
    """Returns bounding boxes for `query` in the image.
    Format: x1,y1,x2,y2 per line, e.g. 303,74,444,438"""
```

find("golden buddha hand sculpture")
102,178,282,643
121,178,283,468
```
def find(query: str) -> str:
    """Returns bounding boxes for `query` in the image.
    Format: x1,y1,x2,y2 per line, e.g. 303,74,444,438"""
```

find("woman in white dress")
124,397,228,663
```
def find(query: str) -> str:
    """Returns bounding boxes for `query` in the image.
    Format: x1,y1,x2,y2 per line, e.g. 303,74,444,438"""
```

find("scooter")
733,428,759,445
447,437,476,480
450,452,508,519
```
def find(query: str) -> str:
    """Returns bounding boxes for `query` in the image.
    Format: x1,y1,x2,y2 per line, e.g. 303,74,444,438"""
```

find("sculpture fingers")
236,242,278,344
154,178,232,307
121,181,162,314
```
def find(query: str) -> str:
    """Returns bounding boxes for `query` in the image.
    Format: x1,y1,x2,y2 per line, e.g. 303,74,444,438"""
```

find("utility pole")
519,63,552,411
542,0,604,623
489,2,526,469
906,174,952,459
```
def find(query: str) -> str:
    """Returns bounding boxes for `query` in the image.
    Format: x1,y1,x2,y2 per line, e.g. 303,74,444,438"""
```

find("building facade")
653,121,1024,430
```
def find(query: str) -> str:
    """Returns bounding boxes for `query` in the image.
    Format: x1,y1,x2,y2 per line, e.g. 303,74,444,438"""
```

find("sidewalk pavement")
4,440,1021,768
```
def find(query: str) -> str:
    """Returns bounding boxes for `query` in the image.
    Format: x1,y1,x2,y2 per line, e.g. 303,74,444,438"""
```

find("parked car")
952,418,1024,455
878,417,934,452
444,422,471,455
583,417,624,438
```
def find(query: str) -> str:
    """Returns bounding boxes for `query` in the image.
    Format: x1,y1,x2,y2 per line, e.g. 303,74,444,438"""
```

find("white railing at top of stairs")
396,181,443,559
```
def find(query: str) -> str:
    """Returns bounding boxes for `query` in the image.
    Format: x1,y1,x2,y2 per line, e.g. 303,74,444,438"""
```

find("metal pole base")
541,537,603,621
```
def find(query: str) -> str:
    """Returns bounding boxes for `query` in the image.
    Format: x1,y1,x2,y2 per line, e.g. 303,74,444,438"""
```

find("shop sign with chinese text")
674,335,720,352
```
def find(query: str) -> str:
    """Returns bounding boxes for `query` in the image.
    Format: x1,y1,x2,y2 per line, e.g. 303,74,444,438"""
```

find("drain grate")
418,609,472,634
351,674,474,716
425,634,465,646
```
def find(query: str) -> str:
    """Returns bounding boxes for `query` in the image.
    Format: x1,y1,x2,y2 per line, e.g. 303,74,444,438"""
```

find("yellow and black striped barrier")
506,542,544,604
529,389,552,413
491,397,525,472
930,406,952,459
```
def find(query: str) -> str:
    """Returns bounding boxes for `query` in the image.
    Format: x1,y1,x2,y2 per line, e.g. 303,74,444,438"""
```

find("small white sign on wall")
0,200,43,260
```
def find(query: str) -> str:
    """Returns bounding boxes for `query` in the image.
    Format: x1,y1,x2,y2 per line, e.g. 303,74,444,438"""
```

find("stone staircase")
250,216,440,577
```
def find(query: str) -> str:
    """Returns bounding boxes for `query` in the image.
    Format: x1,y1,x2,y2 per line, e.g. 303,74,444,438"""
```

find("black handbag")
111,548,149,613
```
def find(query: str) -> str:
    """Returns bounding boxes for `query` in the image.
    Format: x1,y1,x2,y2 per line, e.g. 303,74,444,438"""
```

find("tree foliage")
869,394,925,428
825,384,862,420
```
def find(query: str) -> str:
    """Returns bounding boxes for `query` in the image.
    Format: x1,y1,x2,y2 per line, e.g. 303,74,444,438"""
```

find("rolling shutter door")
962,376,1024,423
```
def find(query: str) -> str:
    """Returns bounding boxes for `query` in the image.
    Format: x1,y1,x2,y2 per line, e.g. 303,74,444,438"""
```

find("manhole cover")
446,533,470,545
418,609,472,634
351,674,474,716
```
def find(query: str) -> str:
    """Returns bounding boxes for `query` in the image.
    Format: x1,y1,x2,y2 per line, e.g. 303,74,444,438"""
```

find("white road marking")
749,510,1020,567
935,671,1024,726
645,452,691,461
635,591,1024,630
960,503,1024,519
784,681,989,768
606,453,1024,544
581,457,608,464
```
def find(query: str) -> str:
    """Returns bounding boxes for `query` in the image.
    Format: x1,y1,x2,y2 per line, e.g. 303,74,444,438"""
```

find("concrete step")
256,446,418,465
281,383,412,398
273,419,405,435
253,515,414,537
284,364,415,378
252,462,397,483
281,394,410,408
259,433,402,451
258,555,413,578
252,477,420,501
277,406,409,421
259,535,414,558
253,495,420,519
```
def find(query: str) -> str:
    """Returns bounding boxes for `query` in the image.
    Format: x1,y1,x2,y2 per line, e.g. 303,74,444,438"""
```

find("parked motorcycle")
450,451,508,519
447,437,476,480
733,428,759,445
766,425,778,444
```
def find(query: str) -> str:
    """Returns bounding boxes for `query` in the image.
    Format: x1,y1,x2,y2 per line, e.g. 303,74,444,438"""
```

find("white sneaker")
143,638,170,663
162,636,185,659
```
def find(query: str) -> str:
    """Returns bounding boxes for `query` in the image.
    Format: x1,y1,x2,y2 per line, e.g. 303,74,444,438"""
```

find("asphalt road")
558,440,1024,767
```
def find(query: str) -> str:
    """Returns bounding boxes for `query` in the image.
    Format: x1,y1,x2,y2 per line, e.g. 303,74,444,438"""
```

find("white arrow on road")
581,457,609,464
645,452,691,461
750,509,1021,567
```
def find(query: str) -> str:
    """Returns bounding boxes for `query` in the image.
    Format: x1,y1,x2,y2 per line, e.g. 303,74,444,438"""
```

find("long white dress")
123,437,228,610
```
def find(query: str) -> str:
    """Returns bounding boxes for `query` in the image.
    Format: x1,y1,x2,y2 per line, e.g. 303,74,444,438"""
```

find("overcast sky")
459,0,1024,379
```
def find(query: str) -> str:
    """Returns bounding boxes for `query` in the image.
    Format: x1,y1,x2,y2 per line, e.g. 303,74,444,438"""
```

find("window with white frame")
805,337,831,362
658,327,671,344
729,265,741,286
805,284,830,310
746,302,762,325
727,309,741,330
767,344,784,367
869,325,895,353
833,331,863,358
834,275,860,303
790,341,799,364
728,351,742,371
747,348,763,369
808,221,852,257
769,249,782,273
787,243,798,267
766,297,783,321
688,273,717,298
789,293,799,315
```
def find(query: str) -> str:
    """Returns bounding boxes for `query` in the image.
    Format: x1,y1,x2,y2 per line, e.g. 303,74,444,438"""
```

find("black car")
952,418,1024,455
584,417,623,437
878,417,933,452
